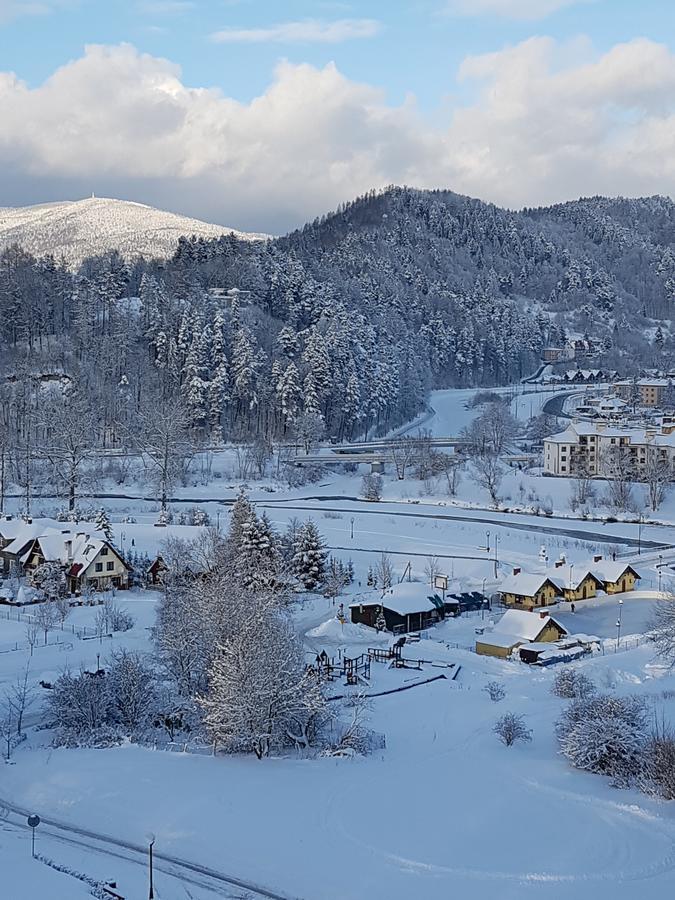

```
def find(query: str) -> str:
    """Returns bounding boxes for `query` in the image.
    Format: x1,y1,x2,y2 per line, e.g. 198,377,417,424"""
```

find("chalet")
350,582,456,633
590,557,640,594
0,519,52,574
498,570,562,609
545,561,602,602
5,526,130,593
475,609,568,659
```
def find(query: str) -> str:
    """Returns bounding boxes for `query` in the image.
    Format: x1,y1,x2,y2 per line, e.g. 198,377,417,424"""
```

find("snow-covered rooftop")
350,581,445,616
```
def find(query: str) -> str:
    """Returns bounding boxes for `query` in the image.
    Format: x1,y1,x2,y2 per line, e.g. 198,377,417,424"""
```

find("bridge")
293,435,470,471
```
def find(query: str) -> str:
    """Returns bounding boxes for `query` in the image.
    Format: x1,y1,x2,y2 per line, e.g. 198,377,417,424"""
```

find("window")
101,547,109,556
95,562,103,572
106,561,114,571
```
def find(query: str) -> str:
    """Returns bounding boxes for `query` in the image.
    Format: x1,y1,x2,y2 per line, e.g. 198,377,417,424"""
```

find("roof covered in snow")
499,571,563,597
496,609,568,642
350,581,446,616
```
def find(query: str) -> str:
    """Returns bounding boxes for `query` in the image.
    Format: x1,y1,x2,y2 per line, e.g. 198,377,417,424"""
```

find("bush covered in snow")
641,731,675,800
551,668,596,699
494,712,532,747
556,693,649,780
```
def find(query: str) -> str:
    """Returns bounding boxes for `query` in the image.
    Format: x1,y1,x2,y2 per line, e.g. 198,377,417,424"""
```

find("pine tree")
292,520,327,590
95,507,114,543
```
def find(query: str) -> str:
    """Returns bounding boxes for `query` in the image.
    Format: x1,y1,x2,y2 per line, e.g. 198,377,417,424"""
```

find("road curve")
0,796,299,900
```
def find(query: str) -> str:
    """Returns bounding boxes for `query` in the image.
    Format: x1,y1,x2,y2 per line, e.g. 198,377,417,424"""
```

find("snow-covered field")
2,384,675,899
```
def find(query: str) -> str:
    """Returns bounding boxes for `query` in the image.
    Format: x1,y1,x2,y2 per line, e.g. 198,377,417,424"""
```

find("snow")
0,197,268,266
2,385,675,898
496,608,567,641
350,581,442,615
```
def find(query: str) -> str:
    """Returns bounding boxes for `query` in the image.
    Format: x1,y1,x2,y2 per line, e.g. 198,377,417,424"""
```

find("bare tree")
424,556,441,586
375,552,394,592
132,400,193,511
569,460,595,512
649,595,675,666
8,663,35,736
602,446,636,512
463,404,518,455
54,595,71,629
34,602,58,646
472,452,504,505
644,448,672,512
25,620,39,656
36,390,97,511
388,436,417,480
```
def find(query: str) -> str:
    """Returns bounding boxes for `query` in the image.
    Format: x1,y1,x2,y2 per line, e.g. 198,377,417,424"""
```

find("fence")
1,605,101,640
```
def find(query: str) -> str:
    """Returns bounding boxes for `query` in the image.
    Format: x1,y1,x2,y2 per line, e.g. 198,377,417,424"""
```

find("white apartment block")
544,421,675,477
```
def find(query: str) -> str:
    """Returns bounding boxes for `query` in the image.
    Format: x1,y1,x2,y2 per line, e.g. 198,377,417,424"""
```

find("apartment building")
614,378,672,408
543,421,675,476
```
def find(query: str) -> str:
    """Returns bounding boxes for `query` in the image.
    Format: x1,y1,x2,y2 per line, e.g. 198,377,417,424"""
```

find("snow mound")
308,617,388,643
0,197,268,266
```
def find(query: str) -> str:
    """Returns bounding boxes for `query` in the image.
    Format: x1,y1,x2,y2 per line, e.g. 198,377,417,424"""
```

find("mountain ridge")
0,197,268,267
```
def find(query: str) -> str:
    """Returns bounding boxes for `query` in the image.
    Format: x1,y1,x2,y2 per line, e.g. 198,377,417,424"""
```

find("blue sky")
3,1,673,109
0,0,674,231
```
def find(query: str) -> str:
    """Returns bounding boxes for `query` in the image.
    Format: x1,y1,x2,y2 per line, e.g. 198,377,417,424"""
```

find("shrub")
551,668,596,699
494,712,532,747
484,681,506,702
556,694,648,779
642,731,675,800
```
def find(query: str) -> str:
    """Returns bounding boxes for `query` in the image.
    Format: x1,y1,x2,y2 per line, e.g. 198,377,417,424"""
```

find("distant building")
614,378,672,408
543,421,675,476
349,581,459,633
475,609,568,659
0,519,129,593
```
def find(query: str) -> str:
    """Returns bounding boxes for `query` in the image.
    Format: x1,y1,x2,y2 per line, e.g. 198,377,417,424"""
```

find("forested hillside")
1,187,674,461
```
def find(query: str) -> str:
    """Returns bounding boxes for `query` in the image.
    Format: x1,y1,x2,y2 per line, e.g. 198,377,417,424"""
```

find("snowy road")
0,796,298,900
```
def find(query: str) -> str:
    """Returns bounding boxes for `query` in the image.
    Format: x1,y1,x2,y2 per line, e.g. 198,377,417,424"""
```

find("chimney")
539,610,549,620
554,560,563,568
593,554,602,563
64,540,73,562
512,567,521,576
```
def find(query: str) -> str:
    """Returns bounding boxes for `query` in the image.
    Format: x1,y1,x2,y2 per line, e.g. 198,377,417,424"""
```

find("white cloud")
0,0,70,23
0,39,673,232
210,18,382,44
445,0,593,20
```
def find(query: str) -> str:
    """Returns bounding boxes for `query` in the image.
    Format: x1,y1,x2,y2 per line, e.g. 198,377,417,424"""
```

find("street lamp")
569,564,574,606
658,554,663,593
637,515,642,556
482,578,488,620
486,531,491,553
616,598,624,650
350,517,355,540
147,835,155,899
493,534,500,579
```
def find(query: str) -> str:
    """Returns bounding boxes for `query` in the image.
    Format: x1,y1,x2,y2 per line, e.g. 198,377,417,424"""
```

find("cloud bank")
0,38,673,232
211,18,383,44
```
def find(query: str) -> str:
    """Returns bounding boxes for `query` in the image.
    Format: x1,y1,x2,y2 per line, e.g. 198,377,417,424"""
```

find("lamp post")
637,516,642,555
482,578,488,620
616,598,624,650
658,554,663,593
569,564,574,606
148,835,155,899
486,531,491,553
493,534,500,579
350,517,355,540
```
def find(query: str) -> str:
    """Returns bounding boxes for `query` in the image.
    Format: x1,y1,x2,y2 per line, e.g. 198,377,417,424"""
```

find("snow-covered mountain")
0,197,267,266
